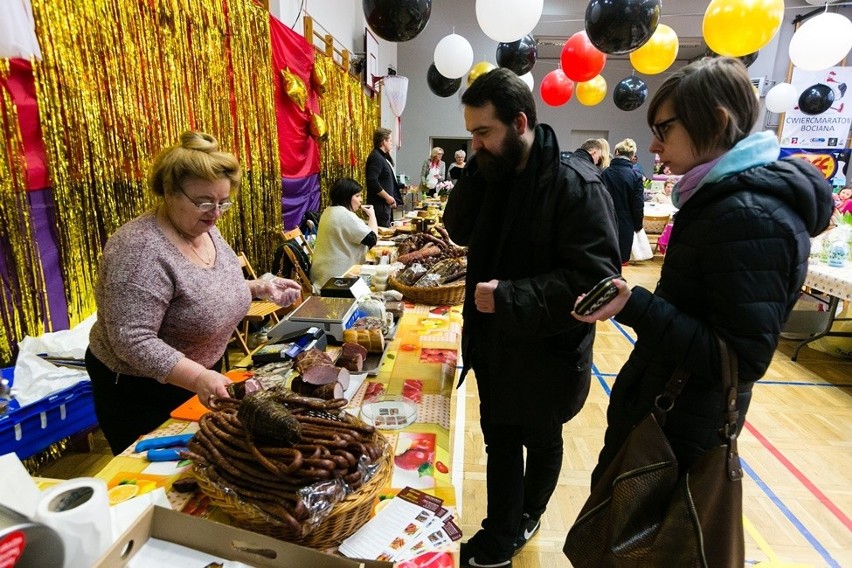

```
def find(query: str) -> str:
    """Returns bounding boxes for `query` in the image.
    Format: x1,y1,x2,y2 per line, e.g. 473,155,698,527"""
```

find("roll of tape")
35,478,112,568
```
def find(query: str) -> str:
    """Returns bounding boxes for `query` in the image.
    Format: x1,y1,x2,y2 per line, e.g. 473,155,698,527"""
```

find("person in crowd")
597,137,612,169
652,177,676,205
447,149,467,182
310,178,378,290
601,138,645,265
420,146,447,196
569,138,605,168
365,127,404,227
631,152,646,179
835,185,852,214
86,131,301,454
573,58,833,559
443,67,620,567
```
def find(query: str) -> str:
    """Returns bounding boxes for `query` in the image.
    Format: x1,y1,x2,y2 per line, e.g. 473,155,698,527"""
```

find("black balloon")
363,0,431,42
427,63,461,98
798,83,835,115
613,76,648,111
585,0,661,55
496,35,538,76
705,47,759,68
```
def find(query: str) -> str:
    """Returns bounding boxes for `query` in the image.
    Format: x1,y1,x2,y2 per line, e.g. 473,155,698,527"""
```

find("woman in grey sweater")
86,132,300,454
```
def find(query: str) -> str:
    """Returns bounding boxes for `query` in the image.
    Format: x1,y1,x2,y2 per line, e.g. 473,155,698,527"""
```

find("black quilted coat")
593,157,834,484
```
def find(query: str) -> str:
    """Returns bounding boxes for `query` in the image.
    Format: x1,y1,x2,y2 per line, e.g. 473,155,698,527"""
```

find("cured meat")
294,348,333,374
342,341,368,360
303,364,341,385
336,367,351,391
313,382,344,400
337,353,364,373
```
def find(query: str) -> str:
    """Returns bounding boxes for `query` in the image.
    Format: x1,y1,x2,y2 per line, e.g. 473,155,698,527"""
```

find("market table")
790,262,852,360
93,302,463,563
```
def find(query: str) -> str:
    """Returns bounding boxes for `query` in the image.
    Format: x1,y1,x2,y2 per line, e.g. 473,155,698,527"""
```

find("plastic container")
0,367,97,459
359,395,417,429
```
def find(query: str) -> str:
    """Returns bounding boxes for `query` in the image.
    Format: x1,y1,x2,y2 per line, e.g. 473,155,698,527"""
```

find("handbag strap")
718,336,743,481
653,335,743,481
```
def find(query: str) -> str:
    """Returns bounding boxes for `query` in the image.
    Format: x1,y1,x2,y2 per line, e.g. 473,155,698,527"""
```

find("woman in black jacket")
573,57,833,558
601,138,645,264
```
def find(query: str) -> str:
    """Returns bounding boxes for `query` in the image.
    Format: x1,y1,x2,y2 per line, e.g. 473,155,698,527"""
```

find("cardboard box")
95,505,393,567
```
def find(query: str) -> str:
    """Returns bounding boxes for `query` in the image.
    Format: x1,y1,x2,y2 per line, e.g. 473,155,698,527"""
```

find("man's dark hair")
461,68,537,128
373,127,392,149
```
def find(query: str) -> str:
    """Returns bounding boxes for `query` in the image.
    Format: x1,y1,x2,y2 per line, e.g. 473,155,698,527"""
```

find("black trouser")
468,418,564,557
370,200,392,227
85,349,208,455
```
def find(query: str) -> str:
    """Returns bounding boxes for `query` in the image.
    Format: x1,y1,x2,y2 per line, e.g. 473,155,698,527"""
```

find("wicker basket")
388,274,465,306
193,432,393,549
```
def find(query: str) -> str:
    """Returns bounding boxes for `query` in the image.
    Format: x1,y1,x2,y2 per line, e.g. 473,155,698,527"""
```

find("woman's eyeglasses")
651,116,679,143
178,187,233,213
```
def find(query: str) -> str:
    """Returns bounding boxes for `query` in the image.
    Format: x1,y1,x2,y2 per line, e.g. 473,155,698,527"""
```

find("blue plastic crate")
0,366,97,459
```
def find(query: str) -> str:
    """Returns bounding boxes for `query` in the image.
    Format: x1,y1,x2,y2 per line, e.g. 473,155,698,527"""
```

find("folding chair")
231,252,287,356
279,229,314,296
281,227,314,258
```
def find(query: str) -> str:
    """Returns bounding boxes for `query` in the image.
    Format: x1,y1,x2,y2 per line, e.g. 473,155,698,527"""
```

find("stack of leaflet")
338,487,462,562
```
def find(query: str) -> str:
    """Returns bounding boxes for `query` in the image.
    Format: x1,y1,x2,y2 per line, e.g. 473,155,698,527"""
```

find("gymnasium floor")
456,257,852,567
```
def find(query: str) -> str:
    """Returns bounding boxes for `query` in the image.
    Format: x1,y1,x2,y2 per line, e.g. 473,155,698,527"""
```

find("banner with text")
779,66,851,150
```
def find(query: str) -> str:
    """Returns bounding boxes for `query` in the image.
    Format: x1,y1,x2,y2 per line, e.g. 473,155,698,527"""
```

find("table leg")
791,295,841,361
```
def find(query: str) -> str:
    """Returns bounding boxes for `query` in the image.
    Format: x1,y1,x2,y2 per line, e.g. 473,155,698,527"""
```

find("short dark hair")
329,178,363,209
373,127,392,149
580,139,602,152
648,57,758,155
461,68,537,128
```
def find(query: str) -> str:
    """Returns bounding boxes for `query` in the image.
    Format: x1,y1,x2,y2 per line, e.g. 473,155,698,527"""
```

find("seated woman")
310,178,378,290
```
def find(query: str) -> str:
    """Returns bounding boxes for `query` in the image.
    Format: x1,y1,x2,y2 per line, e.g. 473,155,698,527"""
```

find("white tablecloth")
805,262,852,301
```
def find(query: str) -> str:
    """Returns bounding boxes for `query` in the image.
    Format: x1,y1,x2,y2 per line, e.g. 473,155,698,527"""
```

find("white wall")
270,1,850,179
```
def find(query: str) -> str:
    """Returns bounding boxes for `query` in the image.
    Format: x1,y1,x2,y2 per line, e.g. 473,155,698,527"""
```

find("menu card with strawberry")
339,487,461,561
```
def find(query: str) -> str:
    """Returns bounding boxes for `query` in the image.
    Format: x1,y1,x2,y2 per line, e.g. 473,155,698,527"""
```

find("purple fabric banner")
28,188,69,331
281,174,320,231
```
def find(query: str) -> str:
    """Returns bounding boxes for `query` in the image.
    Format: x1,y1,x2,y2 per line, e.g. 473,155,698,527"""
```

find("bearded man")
443,68,620,567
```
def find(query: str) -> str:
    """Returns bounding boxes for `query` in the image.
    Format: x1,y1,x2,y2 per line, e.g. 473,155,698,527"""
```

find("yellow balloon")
282,67,307,111
309,111,328,141
703,0,784,57
467,61,496,87
630,24,679,75
312,64,327,96
576,75,607,106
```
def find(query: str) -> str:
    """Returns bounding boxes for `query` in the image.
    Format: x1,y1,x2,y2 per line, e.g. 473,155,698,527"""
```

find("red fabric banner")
0,58,50,190
268,15,320,178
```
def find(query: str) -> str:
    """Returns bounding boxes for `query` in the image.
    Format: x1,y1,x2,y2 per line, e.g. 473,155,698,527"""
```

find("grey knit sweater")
88,212,251,381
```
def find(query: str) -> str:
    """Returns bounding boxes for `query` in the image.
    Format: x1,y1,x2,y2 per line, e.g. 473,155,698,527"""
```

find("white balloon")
476,0,544,43
519,72,534,91
765,82,798,113
434,34,474,79
789,12,852,71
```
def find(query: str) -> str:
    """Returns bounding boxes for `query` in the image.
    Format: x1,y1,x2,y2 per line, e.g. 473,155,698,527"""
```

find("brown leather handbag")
564,337,744,567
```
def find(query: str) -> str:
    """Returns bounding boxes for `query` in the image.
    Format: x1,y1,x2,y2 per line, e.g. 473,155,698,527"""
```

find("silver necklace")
182,233,212,265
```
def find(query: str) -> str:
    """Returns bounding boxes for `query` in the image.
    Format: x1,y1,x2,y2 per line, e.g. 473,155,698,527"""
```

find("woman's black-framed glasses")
651,116,679,143
178,187,234,213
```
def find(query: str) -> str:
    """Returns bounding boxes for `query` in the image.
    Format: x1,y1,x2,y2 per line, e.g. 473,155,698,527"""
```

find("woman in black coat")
601,138,645,263
573,57,833,561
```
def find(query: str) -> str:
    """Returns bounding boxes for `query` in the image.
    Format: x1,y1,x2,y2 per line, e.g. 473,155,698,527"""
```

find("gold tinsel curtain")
316,52,380,211
0,61,49,365
28,0,280,332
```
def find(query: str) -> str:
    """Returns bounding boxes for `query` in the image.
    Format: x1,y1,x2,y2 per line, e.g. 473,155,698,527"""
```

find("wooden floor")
40,256,852,566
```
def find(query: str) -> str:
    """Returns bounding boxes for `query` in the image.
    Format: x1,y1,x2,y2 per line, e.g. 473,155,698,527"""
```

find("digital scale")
266,296,362,344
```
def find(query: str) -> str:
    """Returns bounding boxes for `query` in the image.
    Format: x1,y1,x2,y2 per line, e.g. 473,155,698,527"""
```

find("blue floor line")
599,319,837,565
741,460,839,567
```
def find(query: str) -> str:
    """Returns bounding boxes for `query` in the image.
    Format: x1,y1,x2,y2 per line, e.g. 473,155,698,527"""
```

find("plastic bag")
631,229,653,262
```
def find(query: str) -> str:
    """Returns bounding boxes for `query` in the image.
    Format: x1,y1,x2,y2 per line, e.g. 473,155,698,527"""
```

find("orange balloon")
468,61,496,86
576,75,607,106
630,24,678,75
703,0,784,57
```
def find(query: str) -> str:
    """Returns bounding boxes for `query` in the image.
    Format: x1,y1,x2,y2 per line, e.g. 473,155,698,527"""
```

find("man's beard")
476,126,525,184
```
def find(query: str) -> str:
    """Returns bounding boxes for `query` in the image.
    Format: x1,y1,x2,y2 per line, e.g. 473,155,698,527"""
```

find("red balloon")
561,31,607,82
540,69,575,106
